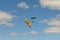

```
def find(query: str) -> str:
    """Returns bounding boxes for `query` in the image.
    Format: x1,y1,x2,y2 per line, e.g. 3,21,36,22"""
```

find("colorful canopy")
25,18,32,28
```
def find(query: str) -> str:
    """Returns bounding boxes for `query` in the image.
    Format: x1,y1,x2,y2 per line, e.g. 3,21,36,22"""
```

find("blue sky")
0,0,60,40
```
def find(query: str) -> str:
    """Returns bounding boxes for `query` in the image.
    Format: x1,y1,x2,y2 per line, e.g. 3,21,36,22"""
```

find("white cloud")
24,31,38,35
47,19,60,26
40,14,60,34
5,23,14,27
23,31,38,36
29,31,38,35
39,19,48,23
23,31,38,35
0,11,15,27
45,27,60,34
10,32,21,36
40,14,60,26
10,31,38,37
17,2,29,9
39,0,60,10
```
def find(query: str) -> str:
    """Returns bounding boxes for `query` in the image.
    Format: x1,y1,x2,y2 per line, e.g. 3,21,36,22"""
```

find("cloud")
39,19,48,23
10,32,21,36
24,31,38,35
40,14,60,34
40,14,60,26
29,31,38,35
39,0,60,10
17,2,29,9
44,27,60,34
42,18,60,26
0,11,15,27
10,31,38,37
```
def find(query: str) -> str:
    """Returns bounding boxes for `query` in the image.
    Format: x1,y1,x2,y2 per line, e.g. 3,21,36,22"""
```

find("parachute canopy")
25,18,32,28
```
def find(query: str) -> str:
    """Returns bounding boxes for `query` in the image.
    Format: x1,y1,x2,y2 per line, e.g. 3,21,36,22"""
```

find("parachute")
25,18,32,28
24,16,36,28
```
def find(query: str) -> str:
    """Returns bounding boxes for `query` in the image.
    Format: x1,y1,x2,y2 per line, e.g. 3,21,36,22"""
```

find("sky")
0,0,60,40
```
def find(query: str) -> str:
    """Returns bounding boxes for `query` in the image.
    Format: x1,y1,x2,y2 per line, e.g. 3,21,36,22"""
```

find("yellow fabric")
25,19,32,28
